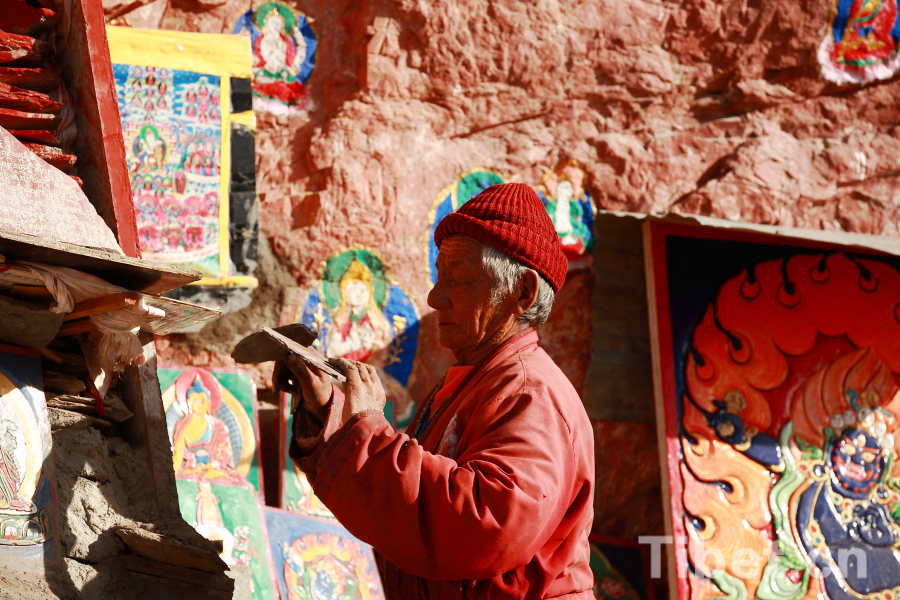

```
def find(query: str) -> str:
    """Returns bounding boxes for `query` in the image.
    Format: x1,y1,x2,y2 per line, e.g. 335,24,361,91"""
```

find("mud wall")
107,0,900,594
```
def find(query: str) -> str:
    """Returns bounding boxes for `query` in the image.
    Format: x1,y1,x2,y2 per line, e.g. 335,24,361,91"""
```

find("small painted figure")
0,421,35,514
820,0,900,82
325,260,392,362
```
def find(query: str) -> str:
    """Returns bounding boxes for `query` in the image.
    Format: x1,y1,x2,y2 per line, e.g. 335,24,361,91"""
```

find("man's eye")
861,451,875,463
842,442,857,456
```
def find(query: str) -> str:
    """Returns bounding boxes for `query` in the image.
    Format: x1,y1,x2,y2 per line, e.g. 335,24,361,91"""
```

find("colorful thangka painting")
425,168,507,287
287,247,420,430
536,160,595,268
113,63,227,278
589,544,643,600
233,1,317,114
0,346,54,549
264,507,385,600
819,0,900,83
647,221,900,600
176,479,277,599
280,394,335,518
159,367,263,495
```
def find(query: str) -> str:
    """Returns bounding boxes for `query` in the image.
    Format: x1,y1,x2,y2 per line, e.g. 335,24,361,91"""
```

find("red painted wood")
57,0,140,257
0,107,59,129
0,1,58,35
0,30,48,67
9,129,59,146
0,83,61,114
0,66,60,92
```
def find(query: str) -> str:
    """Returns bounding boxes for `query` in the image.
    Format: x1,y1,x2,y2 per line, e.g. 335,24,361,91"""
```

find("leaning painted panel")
264,506,384,600
159,366,264,495
647,222,900,600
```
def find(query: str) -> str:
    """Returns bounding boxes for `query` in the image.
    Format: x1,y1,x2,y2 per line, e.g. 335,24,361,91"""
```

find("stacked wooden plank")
0,0,81,186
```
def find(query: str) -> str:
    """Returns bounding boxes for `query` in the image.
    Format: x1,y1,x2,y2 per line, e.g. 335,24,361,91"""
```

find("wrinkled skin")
281,234,539,424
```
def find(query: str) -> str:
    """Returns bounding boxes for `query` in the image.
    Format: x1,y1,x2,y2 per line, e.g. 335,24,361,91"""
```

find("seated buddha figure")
171,377,241,484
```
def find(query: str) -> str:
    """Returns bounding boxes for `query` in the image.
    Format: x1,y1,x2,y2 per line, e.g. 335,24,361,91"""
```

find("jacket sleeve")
288,384,345,485
303,388,578,581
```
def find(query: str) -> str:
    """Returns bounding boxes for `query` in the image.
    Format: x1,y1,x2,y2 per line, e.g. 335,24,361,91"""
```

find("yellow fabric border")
106,27,251,78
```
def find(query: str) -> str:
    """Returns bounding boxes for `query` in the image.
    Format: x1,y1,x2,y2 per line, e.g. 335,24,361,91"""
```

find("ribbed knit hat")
434,182,567,292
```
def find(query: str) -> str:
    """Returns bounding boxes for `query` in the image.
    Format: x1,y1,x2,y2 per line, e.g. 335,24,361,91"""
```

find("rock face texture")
112,0,900,591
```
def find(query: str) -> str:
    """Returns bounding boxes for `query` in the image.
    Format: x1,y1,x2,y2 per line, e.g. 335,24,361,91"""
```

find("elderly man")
283,183,595,600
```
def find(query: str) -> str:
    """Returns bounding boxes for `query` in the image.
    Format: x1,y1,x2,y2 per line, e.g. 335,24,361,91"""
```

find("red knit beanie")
434,182,567,292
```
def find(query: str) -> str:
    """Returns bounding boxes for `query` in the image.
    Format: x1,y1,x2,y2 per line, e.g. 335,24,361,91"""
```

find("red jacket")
291,330,595,600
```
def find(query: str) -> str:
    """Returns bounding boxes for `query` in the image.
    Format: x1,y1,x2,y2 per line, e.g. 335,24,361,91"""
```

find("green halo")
255,1,296,33
321,248,388,313
456,170,504,209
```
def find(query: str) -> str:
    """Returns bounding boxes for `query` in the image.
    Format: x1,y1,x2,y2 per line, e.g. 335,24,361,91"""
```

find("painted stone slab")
176,479,277,599
819,0,900,84
536,160,595,269
424,168,507,288
647,221,900,600
264,506,385,600
284,246,420,430
280,393,335,518
159,366,264,495
112,62,229,279
233,1,317,115
0,345,53,547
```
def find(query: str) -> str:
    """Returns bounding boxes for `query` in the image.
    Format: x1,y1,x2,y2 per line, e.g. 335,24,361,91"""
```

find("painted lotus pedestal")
647,222,900,600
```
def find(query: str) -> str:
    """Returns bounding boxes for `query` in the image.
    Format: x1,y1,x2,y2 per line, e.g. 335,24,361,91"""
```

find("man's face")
427,235,514,363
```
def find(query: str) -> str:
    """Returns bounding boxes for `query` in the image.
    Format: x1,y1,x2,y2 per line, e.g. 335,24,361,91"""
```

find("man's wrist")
301,388,333,424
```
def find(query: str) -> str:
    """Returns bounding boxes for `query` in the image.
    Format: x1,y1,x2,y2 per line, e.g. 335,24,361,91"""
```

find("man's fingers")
334,358,363,387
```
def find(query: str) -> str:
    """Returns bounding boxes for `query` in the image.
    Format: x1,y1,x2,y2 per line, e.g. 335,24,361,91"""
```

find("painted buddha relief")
648,223,900,600
233,1,317,114
0,347,53,546
292,247,420,430
536,160,596,268
159,367,263,494
425,168,507,287
819,0,900,83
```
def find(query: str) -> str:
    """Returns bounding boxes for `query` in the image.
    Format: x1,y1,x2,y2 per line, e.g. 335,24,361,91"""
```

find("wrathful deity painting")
159,367,263,495
819,0,900,83
647,222,900,600
264,507,385,600
113,64,227,278
536,160,595,268
0,346,53,549
233,1,317,114
176,479,277,599
425,168,507,288
288,246,420,430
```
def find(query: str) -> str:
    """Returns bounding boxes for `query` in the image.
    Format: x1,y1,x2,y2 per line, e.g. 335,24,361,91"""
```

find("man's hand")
276,355,333,422
330,358,386,423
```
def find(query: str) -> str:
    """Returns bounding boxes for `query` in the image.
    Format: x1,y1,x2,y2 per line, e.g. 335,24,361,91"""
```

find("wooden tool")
260,327,347,383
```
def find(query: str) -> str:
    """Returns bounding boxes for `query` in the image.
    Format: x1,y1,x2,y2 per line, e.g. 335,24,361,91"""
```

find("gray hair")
482,243,556,328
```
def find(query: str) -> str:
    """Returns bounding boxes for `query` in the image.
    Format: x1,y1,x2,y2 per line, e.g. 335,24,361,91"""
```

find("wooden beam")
55,317,96,337
63,291,139,321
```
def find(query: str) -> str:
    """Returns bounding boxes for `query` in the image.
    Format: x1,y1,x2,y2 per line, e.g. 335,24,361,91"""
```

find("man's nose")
427,281,451,310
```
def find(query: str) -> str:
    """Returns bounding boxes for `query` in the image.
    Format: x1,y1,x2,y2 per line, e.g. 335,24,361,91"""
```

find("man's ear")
515,269,540,316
